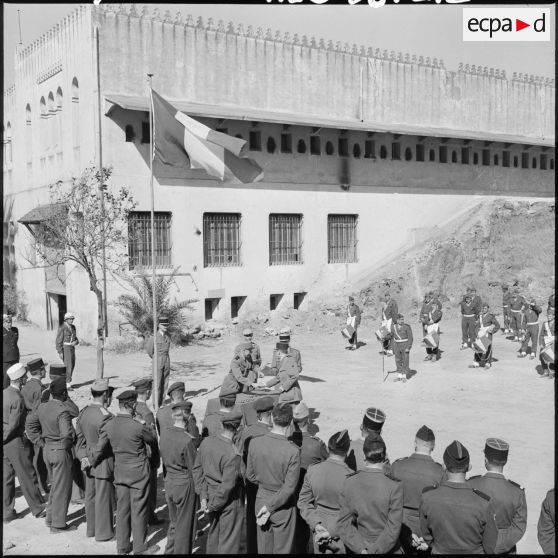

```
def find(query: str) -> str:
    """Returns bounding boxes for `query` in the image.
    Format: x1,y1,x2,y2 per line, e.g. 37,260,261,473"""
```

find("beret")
50,376,67,396
91,379,110,392
171,400,193,411
253,396,275,412
293,401,309,420
167,381,185,396
443,440,470,469
416,425,435,443
363,431,386,455
117,389,138,402
328,429,350,454
243,328,253,336
27,358,46,373
49,363,66,377
7,362,27,381
362,407,386,432
484,438,509,463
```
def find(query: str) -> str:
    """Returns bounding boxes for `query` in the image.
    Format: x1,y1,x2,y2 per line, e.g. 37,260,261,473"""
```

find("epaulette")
468,474,482,480
508,479,524,490
472,488,491,501
99,407,110,416
422,483,439,494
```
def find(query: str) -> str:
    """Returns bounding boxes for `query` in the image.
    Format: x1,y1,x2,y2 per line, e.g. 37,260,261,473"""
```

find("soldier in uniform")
95,390,159,555
470,303,500,369
55,312,79,390
194,413,245,553
469,287,483,318
246,403,301,554
460,293,477,350
159,400,198,555
298,429,353,554
346,407,386,472
202,390,238,438
266,342,303,405
26,376,76,532
538,307,555,378
3,363,46,522
389,314,413,382
3,314,19,390
336,432,403,554
468,438,527,554
519,298,542,359
156,381,200,443
537,489,555,555
269,327,302,375
420,291,443,362
76,378,115,542
220,344,258,397
509,289,526,342
390,425,444,554
144,316,171,407
418,440,498,554
234,328,262,375
380,292,398,356
502,284,513,333
345,296,362,350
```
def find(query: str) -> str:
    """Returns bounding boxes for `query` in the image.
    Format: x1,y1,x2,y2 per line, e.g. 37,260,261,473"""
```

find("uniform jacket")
460,299,477,317
156,404,200,443
145,331,171,358
3,326,19,362
234,341,262,368
227,354,258,393
76,403,115,480
475,312,501,340
55,322,79,354
523,304,542,325
336,468,403,554
471,295,483,317
270,346,302,374
509,296,526,313
133,401,159,467
3,386,27,444
419,480,498,554
236,421,270,467
26,398,75,449
21,377,49,413
420,301,442,325
382,299,398,322
468,472,527,553
390,323,413,348
246,431,301,514
266,354,302,403
537,489,555,555
202,409,234,438
291,431,329,472
159,425,197,483
346,439,391,474
502,291,513,309
347,303,362,328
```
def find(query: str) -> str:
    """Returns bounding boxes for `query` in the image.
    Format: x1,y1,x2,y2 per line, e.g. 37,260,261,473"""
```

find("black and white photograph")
2,1,555,555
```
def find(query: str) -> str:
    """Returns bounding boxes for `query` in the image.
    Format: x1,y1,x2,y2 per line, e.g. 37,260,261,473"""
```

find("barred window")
269,214,302,265
328,214,358,264
128,212,172,269
203,213,241,267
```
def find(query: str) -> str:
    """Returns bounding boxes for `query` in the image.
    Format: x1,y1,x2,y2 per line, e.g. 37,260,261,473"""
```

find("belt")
503,305,509,308
63,342,75,346
510,309,522,313
44,440,71,450
462,314,475,317
403,505,419,511
394,339,409,343
526,322,539,326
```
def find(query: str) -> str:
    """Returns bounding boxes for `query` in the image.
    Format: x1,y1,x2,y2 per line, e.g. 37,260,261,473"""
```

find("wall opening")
540,154,547,170
325,141,335,156
141,121,150,144
281,133,292,153
532,157,537,169
205,298,220,321
493,154,499,166
380,145,387,159
429,149,435,161
416,144,424,162
404,147,412,161
269,293,284,311
352,143,361,158
249,130,261,151
231,296,246,319
461,148,469,164
310,136,320,155
513,156,518,168
473,152,479,164
550,159,554,170
521,153,529,169
439,146,447,163
125,125,135,142
451,150,458,163
297,139,307,154
293,292,307,310
391,142,401,160
338,138,348,157
266,136,276,153
482,149,490,166
503,151,510,167
364,140,375,159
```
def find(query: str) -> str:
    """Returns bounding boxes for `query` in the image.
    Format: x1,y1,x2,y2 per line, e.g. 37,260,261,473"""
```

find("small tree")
34,166,135,378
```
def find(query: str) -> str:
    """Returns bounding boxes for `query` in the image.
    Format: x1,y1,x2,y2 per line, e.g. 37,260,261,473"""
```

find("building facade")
3,5,555,340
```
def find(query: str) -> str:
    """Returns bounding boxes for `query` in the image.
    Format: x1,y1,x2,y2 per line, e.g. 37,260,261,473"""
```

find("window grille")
128,212,172,269
203,213,241,267
269,214,302,265
328,214,358,264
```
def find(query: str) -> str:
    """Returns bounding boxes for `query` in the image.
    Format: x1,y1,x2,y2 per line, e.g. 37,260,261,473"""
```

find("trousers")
255,495,297,554
156,355,170,407
31,443,49,493
461,317,476,345
510,311,523,336
474,343,493,367
521,324,539,354
43,444,73,528
115,482,150,554
245,480,259,554
63,346,76,383
206,497,244,554
164,478,197,554
84,472,115,541
394,341,411,373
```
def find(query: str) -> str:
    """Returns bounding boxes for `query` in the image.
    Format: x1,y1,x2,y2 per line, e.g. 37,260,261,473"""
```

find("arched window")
532,157,537,169
55,87,63,155
25,105,32,164
353,144,361,158
405,147,412,161
379,145,387,159
325,141,334,156
40,96,47,148
266,136,276,154
429,149,435,162
47,92,55,148
4,122,12,165
71,77,79,102
297,139,306,154
26,104,32,125
71,78,80,171
473,152,479,165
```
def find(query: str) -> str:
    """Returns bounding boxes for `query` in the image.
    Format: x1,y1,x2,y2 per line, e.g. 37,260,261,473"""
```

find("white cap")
64,312,75,320
7,363,27,381
279,327,291,336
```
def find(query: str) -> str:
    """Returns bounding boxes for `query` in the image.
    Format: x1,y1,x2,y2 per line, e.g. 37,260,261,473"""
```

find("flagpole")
148,73,159,412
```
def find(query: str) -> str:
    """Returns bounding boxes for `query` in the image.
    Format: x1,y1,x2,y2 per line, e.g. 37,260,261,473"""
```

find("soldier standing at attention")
3,314,19,389
380,292,398,356
145,316,171,407
502,284,513,333
76,379,115,542
418,440,498,554
266,342,303,405
156,382,200,443
234,328,262,375
159,400,198,555
537,489,555,555
468,438,527,554
345,296,362,350
470,303,500,369
390,426,444,554
390,314,413,383
509,289,526,342
420,292,443,362
3,363,46,523
194,414,245,553
519,298,543,359
460,293,477,350
336,432,404,554
346,407,386,472
246,403,301,554
55,312,79,390
298,429,353,554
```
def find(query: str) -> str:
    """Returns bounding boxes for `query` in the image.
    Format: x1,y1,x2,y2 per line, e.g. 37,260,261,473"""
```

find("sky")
3,2,555,87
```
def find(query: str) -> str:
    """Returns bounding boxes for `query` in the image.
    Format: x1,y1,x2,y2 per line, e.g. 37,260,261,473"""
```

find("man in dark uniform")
460,293,477,350
269,327,302,375
234,328,262,375
26,375,75,532
420,291,443,362
336,432,403,553
418,440,498,554
390,314,413,382
346,407,386,472
470,303,500,369
3,314,19,390
246,403,301,554
76,378,115,542
509,289,526,342
55,312,79,389
380,291,399,356
502,284,513,333
145,316,171,407
519,298,542,359
390,425,444,553
156,381,200,443
345,296,362,350
266,342,303,404
202,390,238,438
95,390,159,555
537,489,555,555
468,438,527,554
298,429,353,554
220,345,258,397
160,400,198,555
3,363,46,522
194,413,245,553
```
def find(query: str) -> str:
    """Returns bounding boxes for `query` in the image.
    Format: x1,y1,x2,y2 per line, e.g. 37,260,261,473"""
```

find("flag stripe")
182,126,226,180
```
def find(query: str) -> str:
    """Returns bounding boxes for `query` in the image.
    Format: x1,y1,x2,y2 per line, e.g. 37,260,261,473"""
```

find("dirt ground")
3,317,554,555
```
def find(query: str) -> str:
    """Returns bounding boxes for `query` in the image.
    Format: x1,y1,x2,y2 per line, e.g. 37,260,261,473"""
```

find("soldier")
144,316,171,407
76,379,115,542
345,296,362,350
468,438,527,554
156,382,200,444
3,363,46,522
537,489,555,555
194,413,245,553
159,400,198,555
55,312,79,390
346,407,386,472
502,284,513,334
26,376,76,532
469,287,483,318
519,298,542,359
96,390,159,555
389,314,413,383
470,303,500,369
234,328,262,375
509,289,526,342
246,403,301,553
3,314,19,389
420,291,443,362
266,342,303,404
298,429,353,554
202,390,239,438
418,440,498,554
336,432,403,553
269,327,302,375
220,344,258,397
538,308,555,379
380,292,398,356
460,293,477,349
389,426,444,553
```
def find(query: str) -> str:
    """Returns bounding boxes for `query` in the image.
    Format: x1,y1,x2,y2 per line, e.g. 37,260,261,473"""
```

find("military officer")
26,376,76,532
220,344,258,396
470,303,500,369
420,291,443,362
266,342,303,404
269,327,302,375
95,389,159,555
76,378,115,542
298,429,353,554
3,363,46,522
346,407,386,472
156,381,200,443
234,328,262,374
390,425,444,554
418,440,498,554
144,316,171,407
3,314,19,389
345,295,362,350
194,413,245,553
502,284,513,333
336,432,404,554
159,400,198,555
380,291,398,356
460,293,477,349
55,312,79,389
202,389,238,438
519,299,542,359
390,314,413,382
246,403,302,554
509,289,526,342
537,489,555,555
538,307,555,378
